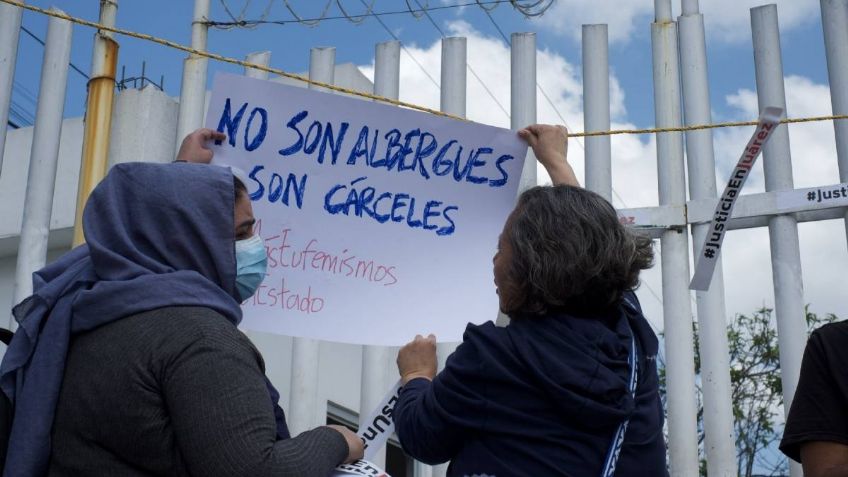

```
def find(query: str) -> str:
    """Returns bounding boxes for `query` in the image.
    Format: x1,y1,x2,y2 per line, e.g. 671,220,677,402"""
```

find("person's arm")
162,324,359,477
175,128,227,163
518,124,579,187
800,441,848,477
393,334,486,464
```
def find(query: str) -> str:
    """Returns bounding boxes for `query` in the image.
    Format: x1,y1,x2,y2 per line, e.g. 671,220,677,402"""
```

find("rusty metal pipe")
72,1,118,246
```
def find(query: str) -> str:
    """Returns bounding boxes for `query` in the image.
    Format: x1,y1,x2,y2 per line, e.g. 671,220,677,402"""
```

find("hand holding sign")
175,128,227,164
518,124,579,187
397,334,437,384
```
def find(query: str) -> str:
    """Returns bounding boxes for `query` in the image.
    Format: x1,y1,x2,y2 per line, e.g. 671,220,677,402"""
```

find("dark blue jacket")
393,292,667,476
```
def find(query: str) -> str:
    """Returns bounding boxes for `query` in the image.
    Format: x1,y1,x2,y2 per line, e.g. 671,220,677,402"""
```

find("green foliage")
659,306,839,476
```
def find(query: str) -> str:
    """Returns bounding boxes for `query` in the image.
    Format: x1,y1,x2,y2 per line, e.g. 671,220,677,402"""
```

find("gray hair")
503,185,654,317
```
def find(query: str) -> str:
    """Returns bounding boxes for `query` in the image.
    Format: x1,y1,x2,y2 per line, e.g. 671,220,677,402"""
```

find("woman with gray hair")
393,125,666,476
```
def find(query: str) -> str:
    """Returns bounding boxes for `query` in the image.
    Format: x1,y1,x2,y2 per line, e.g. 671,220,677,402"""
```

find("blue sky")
11,0,830,128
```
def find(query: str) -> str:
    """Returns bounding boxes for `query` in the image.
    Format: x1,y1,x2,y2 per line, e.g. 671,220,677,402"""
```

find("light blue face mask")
235,234,268,302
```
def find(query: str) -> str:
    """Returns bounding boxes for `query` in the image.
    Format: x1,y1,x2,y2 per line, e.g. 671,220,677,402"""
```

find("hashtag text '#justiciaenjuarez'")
807,186,848,203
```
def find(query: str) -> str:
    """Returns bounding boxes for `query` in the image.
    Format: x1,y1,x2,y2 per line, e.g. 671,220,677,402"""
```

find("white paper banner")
205,73,527,345
331,380,402,477
332,459,390,477
690,106,783,291
358,379,402,460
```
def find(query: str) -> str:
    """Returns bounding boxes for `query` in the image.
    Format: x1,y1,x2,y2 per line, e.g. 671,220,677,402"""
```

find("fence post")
245,51,271,79
11,11,73,329
359,39,400,469
751,7,808,477
678,1,737,475
651,3,702,475
175,0,210,154
820,0,848,246
287,47,335,436
494,32,537,330
428,35,469,477
0,0,23,175
511,33,537,192
582,24,612,201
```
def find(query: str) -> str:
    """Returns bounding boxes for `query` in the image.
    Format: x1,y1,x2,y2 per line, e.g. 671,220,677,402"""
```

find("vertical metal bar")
10,11,73,329
430,35,468,477
751,7,807,477
511,33,537,192
288,47,335,436
678,6,737,476
359,40,399,469
0,0,23,175
495,33,536,329
374,40,400,101
244,51,271,80
175,0,210,155
655,0,673,21
651,12,701,477
682,0,699,15
582,24,612,201
440,37,466,118
820,0,848,245
435,34,465,357
72,0,119,247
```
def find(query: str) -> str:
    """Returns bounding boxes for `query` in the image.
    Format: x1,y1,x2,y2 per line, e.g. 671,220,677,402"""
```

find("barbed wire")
207,0,553,28
217,0,274,30
282,0,334,27
4,0,847,139
405,0,429,19
337,0,375,25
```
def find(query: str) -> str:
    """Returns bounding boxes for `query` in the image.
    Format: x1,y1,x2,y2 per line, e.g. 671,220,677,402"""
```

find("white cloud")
698,0,818,44
534,0,818,45
358,24,846,331
535,0,653,44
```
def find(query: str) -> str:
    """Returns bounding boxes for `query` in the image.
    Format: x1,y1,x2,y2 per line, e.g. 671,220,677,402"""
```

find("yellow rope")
578,114,848,137
5,0,848,138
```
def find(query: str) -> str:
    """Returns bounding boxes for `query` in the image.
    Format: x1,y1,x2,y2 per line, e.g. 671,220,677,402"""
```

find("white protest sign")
205,73,527,345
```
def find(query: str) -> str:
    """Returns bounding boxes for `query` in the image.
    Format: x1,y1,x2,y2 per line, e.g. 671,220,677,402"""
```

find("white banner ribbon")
332,379,402,476
358,379,402,460
690,106,783,291
332,459,391,476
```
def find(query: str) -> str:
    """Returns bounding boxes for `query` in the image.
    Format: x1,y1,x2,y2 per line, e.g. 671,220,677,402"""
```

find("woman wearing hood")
394,125,667,476
0,129,363,476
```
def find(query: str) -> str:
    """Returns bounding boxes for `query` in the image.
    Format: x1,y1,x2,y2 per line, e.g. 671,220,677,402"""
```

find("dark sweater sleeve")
394,329,492,464
162,323,348,476
394,378,462,464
